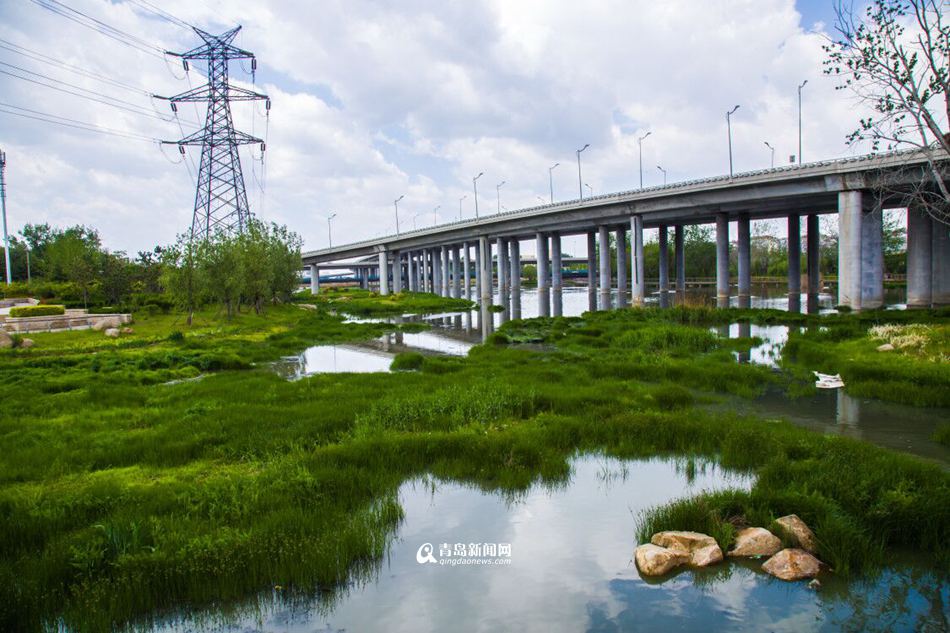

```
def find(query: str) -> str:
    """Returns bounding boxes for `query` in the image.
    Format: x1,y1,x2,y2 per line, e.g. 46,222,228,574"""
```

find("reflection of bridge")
303,150,948,314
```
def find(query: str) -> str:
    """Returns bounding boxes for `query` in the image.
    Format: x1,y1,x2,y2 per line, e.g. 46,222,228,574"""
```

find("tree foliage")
824,0,950,222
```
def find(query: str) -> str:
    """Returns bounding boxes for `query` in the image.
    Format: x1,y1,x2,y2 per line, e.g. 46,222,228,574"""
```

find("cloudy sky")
0,0,878,255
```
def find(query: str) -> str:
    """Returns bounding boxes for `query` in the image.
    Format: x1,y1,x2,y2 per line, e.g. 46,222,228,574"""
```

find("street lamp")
413,211,425,230
798,79,807,165
638,131,651,188
576,144,589,200
394,195,404,235
656,165,667,185
548,162,559,203
585,182,593,198
726,105,740,178
537,196,546,204
473,172,484,219
434,204,441,225
764,141,775,168
326,212,337,248
496,181,506,214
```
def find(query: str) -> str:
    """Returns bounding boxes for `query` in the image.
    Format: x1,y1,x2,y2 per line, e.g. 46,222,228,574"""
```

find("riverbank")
0,298,947,631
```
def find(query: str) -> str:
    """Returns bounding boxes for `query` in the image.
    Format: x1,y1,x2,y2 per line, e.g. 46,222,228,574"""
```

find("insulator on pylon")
170,102,178,113
265,98,272,112
182,59,189,72
178,145,185,156
260,142,266,153
251,58,257,71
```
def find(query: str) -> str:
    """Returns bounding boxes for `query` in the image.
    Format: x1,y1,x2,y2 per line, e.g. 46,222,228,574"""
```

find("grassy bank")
304,287,475,316
0,301,947,631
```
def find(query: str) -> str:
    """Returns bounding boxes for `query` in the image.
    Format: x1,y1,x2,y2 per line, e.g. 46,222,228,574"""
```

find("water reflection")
148,455,947,633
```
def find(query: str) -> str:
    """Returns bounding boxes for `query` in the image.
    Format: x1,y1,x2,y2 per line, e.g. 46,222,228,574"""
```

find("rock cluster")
635,515,824,582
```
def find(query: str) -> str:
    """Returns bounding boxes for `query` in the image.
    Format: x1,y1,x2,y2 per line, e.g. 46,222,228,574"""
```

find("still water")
149,455,947,633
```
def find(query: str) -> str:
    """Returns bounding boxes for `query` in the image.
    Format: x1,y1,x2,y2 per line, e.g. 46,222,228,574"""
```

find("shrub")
390,352,424,371
8,305,66,318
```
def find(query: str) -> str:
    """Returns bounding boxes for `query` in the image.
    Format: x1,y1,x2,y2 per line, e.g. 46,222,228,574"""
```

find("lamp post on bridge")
638,131,651,189
726,105,740,178
393,195,404,235
473,172,484,219
457,196,465,220
326,212,336,248
797,79,807,165
657,165,667,185
413,211,425,230
496,181,505,214
764,141,775,168
548,162,559,203
584,183,593,198
433,204,441,226
576,144,589,200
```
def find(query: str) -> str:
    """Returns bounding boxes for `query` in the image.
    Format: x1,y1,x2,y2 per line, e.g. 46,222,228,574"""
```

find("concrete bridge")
303,150,948,315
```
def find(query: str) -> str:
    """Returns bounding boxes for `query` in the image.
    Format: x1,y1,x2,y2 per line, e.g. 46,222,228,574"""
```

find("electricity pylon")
161,26,270,241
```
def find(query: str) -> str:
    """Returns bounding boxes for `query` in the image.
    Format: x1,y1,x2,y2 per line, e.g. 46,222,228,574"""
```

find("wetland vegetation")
0,292,947,632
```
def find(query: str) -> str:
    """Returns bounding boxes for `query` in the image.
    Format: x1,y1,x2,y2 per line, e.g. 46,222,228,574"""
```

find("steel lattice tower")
162,27,269,241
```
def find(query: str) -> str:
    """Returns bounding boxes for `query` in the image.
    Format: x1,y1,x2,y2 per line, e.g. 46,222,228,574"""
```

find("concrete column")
392,250,402,294
737,215,751,309
933,218,950,306
616,227,628,306
537,232,550,317
838,190,864,310
452,245,462,299
510,239,522,320
441,246,451,297
658,225,670,308
433,248,443,296
906,206,933,308
631,215,645,306
497,237,509,295
675,225,685,304
475,242,482,298
861,201,884,309
715,214,729,308
598,225,611,310
463,242,472,301
788,215,801,312
378,251,390,296
587,231,597,312
407,253,415,292
807,214,820,313
551,233,563,317
479,236,492,304
310,264,319,295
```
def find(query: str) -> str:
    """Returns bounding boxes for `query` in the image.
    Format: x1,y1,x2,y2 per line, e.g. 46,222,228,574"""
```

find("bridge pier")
616,226,628,307
716,213,729,308
551,232,563,317
452,245,461,299
392,250,402,293
737,214,751,309
807,214,820,313
310,264,319,295
934,216,950,306
378,251,390,296
598,225,611,310
907,206,932,307
537,232,551,317
498,237,509,314
838,190,864,310
788,215,801,312
658,225,670,307
432,247,442,296
862,202,884,309
475,242,482,300
479,236,493,304
675,225,685,305
631,215,645,306
463,242,472,300
440,246,449,297
510,239,522,319
585,231,596,311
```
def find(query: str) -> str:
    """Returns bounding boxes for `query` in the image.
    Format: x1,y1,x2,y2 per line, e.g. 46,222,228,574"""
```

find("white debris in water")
813,371,844,389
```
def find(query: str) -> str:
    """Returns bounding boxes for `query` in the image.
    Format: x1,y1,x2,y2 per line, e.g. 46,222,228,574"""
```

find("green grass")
306,287,475,316
0,299,947,632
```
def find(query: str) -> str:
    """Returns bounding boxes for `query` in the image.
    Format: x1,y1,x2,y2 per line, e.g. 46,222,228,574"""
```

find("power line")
0,63,201,126
28,0,166,59
0,101,159,142
0,38,153,96
126,0,193,30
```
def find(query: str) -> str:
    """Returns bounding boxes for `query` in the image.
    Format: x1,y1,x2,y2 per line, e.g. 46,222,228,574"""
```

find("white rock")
92,316,122,331
104,328,120,338
634,543,689,576
728,527,782,557
762,548,822,581
651,531,723,567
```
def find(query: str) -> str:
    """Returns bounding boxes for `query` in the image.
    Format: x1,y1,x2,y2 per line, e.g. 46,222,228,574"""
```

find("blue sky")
0,0,882,254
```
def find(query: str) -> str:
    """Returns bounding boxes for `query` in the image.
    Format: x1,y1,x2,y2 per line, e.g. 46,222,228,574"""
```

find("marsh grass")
0,300,947,631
